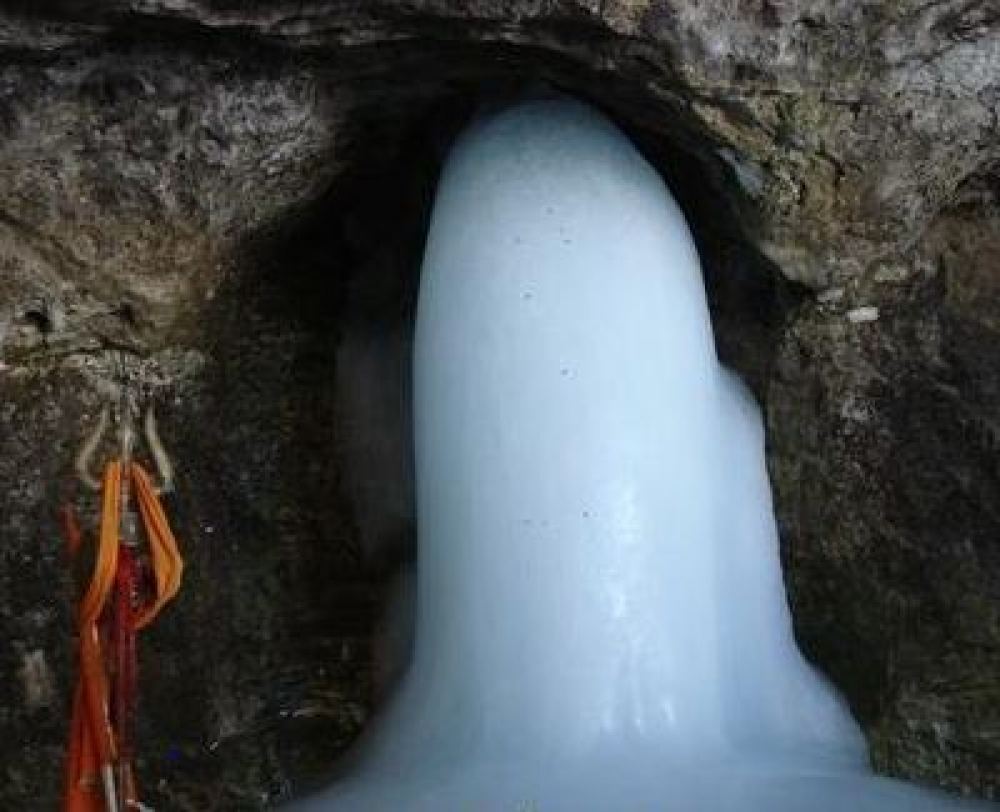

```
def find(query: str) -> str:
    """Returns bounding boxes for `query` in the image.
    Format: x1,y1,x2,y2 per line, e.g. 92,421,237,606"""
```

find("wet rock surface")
0,2,997,807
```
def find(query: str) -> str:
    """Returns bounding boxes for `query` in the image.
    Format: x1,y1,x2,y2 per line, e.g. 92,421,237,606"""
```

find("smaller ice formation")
292,97,991,810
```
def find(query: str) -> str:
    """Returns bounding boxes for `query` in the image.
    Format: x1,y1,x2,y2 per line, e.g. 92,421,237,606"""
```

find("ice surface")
292,98,989,810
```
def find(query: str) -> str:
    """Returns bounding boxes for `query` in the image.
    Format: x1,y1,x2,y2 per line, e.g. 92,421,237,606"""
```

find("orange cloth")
64,462,183,812
131,465,183,629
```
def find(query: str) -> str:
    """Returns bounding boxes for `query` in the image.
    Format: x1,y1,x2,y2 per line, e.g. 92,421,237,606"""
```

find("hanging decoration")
62,369,181,812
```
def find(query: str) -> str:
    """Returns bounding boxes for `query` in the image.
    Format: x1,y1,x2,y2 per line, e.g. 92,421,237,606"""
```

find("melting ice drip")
295,99,986,810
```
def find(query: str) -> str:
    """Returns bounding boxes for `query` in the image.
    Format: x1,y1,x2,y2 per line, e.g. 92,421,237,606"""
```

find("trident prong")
144,404,174,495
75,406,110,492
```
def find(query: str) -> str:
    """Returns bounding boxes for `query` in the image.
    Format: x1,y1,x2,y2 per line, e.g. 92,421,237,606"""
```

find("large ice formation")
293,98,987,811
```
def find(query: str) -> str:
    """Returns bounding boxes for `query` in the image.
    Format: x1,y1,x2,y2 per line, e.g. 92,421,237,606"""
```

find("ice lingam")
294,98,987,810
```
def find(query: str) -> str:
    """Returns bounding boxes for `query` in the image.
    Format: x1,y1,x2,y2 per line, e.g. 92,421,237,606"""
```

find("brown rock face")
0,2,997,807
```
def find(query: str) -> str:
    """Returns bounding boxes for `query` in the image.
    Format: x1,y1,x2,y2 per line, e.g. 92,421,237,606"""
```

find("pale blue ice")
292,97,991,811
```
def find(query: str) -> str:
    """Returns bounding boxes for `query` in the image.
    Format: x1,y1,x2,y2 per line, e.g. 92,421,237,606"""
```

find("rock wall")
0,2,997,807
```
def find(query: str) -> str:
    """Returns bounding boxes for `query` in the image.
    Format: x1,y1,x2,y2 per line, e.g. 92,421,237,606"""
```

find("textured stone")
0,1,997,807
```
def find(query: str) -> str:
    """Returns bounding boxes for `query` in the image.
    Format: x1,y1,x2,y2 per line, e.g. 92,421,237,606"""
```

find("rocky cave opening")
218,67,796,803
2,5,998,810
